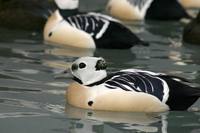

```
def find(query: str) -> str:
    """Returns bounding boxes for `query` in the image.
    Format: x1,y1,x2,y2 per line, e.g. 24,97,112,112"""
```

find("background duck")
106,0,191,21
179,0,200,9
0,0,52,30
44,0,149,49
183,11,200,44
66,57,200,112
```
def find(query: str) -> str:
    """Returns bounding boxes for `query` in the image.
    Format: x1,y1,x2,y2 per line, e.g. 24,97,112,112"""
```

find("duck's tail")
160,75,200,110
145,0,192,20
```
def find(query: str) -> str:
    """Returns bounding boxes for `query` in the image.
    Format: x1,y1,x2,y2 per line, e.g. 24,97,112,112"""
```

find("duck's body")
43,0,148,49
66,57,200,112
106,0,191,21
106,0,153,20
179,0,200,8
67,81,169,112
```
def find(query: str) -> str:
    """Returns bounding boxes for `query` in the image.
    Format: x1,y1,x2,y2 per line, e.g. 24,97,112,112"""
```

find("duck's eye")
79,62,86,69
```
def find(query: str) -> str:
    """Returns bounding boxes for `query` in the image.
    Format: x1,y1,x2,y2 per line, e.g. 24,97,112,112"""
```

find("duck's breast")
66,82,169,112
43,11,95,49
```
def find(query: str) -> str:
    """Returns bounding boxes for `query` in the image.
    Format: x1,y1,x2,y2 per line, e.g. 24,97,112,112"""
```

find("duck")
179,0,200,9
66,57,200,112
43,0,149,49
0,0,48,30
183,11,200,44
106,0,191,21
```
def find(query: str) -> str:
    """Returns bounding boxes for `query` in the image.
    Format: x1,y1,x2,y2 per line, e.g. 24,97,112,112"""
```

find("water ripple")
0,112,49,119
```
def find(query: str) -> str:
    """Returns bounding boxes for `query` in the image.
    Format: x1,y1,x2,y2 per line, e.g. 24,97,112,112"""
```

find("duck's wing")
103,70,169,103
64,13,113,40
64,13,148,48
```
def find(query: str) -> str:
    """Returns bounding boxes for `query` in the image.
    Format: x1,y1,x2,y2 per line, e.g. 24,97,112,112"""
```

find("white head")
70,57,107,85
54,0,79,9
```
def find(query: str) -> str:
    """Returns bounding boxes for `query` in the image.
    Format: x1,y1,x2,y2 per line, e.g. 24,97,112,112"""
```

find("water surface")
0,1,200,133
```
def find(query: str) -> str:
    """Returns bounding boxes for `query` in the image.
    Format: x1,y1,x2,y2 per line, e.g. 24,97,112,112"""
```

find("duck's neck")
86,73,115,87
58,9,81,18
73,71,109,86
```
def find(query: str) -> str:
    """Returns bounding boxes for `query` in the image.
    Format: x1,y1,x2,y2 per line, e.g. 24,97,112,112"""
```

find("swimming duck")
43,0,148,49
179,0,200,9
66,57,200,112
106,0,191,21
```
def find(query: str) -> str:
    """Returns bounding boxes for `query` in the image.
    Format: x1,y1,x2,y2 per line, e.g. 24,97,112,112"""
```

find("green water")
0,0,200,133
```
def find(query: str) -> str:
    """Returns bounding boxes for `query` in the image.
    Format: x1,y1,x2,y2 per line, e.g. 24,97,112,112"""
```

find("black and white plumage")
63,13,116,40
62,12,149,49
43,0,148,49
107,0,191,21
102,71,168,102
68,57,200,112
93,70,200,110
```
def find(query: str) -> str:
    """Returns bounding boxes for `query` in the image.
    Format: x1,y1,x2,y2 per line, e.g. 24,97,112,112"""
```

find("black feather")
159,75,200,110
146,0,192,20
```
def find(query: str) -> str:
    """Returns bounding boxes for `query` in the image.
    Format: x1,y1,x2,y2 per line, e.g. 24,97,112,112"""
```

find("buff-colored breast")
179,0,200,8
66,82,169,112
106,0,144,20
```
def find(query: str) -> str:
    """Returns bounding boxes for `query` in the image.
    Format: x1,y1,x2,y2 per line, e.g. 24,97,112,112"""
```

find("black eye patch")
79,62,86,69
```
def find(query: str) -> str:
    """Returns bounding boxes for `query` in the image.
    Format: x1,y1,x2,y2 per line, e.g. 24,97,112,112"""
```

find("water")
1,1,200,133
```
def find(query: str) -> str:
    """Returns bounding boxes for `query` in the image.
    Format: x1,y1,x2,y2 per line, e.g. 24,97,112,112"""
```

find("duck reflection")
43,45,136,70
65,104,166,133
65,104,200,133
94,49,136,69
45,45,95,57
145,21,183,39
43,45,95,70
167,42,200,81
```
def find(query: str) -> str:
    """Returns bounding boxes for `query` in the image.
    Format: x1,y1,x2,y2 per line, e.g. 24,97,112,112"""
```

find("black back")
146,0,191,20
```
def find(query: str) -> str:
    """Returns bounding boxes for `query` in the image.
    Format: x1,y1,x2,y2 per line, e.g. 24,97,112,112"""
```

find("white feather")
54,0,79,9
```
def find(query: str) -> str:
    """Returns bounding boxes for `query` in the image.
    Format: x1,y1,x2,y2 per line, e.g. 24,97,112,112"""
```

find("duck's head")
54,0,79,10
70,57,107,85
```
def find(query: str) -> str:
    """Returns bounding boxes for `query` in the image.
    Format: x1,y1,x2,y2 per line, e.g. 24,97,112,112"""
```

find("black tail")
146,0,192,20
160,75,200,110
96,21,149,49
